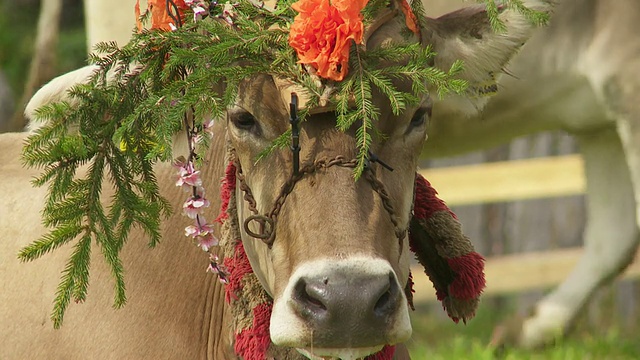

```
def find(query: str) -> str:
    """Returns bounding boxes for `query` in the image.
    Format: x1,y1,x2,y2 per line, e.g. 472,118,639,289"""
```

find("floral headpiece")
289,0,372,81
289,0,420,81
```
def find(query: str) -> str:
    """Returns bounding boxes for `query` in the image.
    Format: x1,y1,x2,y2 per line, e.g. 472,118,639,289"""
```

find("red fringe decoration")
215,161,237,224
410,174,485,323
234,303,273,360
412,175,457,220
223,242,253,303
365,345,396,360
446,253,486,300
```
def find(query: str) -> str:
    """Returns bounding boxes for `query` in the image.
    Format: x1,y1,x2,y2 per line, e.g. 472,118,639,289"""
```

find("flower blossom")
208,254,229,284
185,0,207,21
174,157,203,189
289,0,369,81
185,219,218,251
202,118,214,137
183,192,210,219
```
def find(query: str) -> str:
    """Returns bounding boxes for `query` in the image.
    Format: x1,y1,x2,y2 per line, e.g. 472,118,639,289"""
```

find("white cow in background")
424,0,640,348
84,0,138,50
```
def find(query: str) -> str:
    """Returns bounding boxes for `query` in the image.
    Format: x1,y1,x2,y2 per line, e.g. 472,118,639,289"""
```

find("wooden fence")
411,155,640,302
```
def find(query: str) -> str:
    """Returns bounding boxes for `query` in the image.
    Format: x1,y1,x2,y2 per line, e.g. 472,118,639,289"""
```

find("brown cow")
0,2,543,359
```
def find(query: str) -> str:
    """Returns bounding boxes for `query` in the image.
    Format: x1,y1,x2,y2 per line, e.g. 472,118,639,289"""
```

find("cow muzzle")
270,257,412,357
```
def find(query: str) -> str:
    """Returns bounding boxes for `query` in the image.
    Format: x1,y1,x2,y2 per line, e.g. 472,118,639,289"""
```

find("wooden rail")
411,247,640,302
419,155,586,206
412,154,640,302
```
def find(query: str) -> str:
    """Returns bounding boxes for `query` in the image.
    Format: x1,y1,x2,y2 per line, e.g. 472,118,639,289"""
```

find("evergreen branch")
479,0,549,32
364,69,407,116
351,46,379,180
51,234,92,329
256,129,291,163
482,0,506,33
42,192,87,228
336,77,355,129
19,0,547,326
18,222,84,262
97,232,127,308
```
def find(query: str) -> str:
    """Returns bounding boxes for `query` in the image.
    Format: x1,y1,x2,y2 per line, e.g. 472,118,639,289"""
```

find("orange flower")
398,0,420,36
135,0,189,32
289,0,370,81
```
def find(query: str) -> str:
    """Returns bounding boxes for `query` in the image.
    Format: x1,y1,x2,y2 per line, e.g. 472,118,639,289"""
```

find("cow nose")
291,271,401,347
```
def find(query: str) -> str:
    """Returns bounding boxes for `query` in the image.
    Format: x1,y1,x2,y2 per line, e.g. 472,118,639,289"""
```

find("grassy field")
407,304,640,359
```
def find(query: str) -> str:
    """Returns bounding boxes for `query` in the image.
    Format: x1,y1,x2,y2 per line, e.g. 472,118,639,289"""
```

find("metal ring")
243,214,274,240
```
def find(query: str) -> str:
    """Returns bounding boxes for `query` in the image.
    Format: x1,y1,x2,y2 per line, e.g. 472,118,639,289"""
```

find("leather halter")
235,95,407,248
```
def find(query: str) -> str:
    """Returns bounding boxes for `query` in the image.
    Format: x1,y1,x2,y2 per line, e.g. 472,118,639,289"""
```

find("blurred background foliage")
0,0,85,123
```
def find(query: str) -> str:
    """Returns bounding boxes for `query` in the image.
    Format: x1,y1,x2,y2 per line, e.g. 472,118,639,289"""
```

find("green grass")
407,304,640,359
408,333,640,360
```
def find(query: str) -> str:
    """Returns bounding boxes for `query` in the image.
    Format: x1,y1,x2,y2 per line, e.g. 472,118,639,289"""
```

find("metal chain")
235,154,406,248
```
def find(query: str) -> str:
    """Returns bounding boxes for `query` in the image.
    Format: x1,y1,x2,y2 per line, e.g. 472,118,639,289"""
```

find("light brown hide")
0,2,543,359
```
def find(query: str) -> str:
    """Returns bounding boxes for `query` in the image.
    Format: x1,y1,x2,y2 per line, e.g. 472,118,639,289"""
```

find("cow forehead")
232,13,424,128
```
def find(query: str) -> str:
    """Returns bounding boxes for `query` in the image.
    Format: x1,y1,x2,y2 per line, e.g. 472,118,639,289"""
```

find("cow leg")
503,128,639,348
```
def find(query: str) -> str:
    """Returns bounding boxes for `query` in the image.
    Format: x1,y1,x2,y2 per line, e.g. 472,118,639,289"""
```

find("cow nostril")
293,279,328,314
373,273,399,317
375,289,391,312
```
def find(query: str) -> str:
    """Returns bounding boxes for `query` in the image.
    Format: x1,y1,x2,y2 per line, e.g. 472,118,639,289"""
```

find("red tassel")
410,173,485,323
223,242,254,303
446,253,486,300
234,303,273,360
365,345,396,360
215,161,237,223
413,175,456,220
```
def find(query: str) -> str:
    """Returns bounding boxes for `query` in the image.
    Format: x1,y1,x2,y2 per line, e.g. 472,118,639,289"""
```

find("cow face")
226,4,539,359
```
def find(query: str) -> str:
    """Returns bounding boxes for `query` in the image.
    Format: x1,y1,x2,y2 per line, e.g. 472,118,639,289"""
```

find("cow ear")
25,65,99,131
424,3,547,114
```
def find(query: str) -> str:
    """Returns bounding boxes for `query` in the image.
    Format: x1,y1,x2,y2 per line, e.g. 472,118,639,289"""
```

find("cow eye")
408,106,431,130
230,109,258,132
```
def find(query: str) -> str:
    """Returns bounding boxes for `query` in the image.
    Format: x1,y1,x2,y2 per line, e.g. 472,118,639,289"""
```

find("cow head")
225,4,540,359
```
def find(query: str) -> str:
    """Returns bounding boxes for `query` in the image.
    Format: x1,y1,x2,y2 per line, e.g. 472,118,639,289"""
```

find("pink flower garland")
175,116,228,284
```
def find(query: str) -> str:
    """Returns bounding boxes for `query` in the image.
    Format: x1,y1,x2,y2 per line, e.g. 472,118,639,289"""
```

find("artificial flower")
135,0,189,32
398,0,420,35
208,254,229,284
202,118,215,137
174,159,203,189
196,232,218,251
289,0,369,81
184,219,214,238
183,193,210,218
185,0,207,22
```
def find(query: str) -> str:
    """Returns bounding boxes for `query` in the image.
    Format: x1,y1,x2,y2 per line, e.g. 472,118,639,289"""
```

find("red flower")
135,0,189,32
289,0,369,81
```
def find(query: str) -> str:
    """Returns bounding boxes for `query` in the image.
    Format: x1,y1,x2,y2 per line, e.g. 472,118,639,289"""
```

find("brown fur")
0,3,543,358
